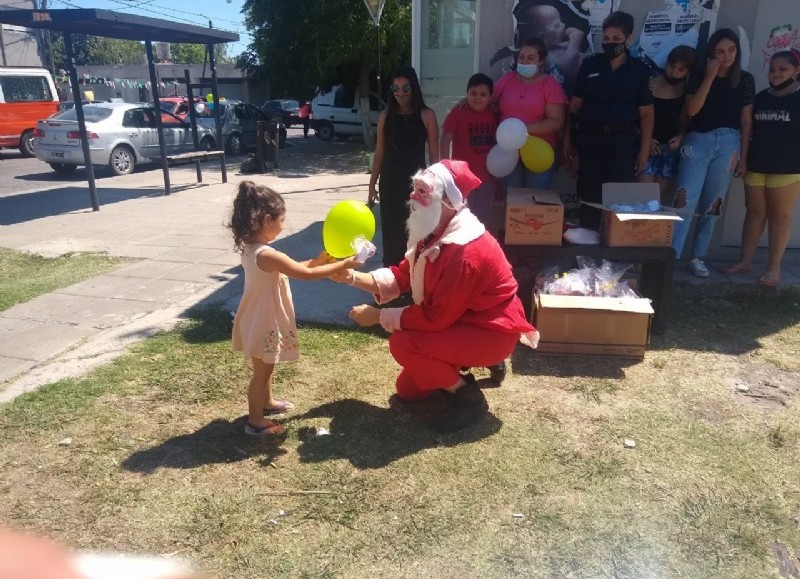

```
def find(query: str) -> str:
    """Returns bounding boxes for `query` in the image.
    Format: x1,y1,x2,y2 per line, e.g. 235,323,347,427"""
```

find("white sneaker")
689,258,710,278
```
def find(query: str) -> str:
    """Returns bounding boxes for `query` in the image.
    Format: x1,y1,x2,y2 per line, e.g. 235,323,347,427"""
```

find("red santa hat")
427,159,483,211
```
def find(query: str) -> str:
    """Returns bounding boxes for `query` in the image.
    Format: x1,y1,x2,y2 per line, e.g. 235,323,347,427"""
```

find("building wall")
0,0,45,67
413,0,800,252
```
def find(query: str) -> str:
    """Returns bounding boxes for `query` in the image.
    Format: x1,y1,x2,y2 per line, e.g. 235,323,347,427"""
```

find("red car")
158,97,203,120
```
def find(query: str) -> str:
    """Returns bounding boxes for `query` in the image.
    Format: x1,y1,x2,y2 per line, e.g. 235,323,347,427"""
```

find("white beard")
407,199,442,247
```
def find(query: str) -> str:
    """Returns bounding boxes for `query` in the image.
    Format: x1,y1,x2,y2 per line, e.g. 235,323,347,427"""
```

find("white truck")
310,85,381,141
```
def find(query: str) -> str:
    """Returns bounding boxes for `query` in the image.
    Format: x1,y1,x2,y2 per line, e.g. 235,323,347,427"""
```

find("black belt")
578,122,637,137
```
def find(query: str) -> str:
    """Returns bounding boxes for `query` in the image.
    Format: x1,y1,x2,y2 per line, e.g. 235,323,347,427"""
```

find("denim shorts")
642,147,680,180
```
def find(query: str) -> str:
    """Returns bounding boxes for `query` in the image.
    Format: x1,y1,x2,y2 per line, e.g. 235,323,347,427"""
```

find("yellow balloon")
520,135,555,173
323,200,376,258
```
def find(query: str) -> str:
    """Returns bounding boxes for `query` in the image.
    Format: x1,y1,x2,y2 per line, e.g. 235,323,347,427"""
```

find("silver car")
33,102,217,175
197,100,284,155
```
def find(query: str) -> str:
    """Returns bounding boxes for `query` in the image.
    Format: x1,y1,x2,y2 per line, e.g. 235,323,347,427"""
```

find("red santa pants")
389,323,519,401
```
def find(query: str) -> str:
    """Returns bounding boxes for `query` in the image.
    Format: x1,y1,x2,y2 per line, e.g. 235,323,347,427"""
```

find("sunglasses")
391,83,412,95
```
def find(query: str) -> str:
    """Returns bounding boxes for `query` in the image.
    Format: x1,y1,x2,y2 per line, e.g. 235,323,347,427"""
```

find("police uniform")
573,52,652,229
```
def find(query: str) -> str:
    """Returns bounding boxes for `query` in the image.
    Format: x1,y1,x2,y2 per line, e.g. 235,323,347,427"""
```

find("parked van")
0,67,60,157
310,85,381,141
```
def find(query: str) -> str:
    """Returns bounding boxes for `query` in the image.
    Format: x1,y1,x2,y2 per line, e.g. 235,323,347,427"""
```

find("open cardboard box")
533,291,654,359
583,183,682,247
505,188,564,246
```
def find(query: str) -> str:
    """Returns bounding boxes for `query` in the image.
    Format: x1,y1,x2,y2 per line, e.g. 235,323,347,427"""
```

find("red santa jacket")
371,210,538,346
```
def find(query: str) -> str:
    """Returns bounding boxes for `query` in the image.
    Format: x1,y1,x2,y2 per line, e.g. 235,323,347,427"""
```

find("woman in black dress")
369,67,439,266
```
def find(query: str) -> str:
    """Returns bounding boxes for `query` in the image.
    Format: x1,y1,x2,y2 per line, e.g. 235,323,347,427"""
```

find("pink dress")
232,243,299,363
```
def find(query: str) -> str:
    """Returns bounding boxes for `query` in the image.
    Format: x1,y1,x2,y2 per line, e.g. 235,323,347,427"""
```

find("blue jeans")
671,128,741,259
504,159,555,190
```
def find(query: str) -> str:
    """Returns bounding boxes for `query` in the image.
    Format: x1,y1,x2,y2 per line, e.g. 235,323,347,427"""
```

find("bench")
165,150,228,188
502,243,675,334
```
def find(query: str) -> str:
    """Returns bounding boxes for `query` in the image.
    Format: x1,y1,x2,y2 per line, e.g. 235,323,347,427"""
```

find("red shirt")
442,106,497,184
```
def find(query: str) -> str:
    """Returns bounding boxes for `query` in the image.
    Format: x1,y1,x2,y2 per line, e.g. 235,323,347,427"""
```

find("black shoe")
436,374,488,433
487,361,506,385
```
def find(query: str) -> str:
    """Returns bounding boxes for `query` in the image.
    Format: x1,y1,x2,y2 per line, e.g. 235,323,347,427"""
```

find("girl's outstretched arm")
258,249,361,281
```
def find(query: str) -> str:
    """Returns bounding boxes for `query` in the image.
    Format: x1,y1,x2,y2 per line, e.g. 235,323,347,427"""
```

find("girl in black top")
669,28,755,277
728,50,800,286
638,45,695,201
369,67,439,266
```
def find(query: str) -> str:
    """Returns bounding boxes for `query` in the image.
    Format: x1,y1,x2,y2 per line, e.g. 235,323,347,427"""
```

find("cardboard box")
533,292,654,359
505,188,564,246
584,183,682,247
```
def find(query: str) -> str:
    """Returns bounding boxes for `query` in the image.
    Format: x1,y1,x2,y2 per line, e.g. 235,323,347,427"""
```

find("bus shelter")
0,8,238,210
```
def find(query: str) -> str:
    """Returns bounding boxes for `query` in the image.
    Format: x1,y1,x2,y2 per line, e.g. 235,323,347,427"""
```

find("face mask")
664,75,685,85
769,77,796,90
516,63,539,78
602,42,626,59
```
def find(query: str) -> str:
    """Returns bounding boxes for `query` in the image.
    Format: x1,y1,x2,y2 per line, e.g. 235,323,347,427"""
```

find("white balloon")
496,118,528,151
486,145,519,178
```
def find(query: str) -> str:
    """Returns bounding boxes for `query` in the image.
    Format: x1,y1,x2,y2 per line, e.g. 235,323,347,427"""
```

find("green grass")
0,248,135,311
1,296,800,578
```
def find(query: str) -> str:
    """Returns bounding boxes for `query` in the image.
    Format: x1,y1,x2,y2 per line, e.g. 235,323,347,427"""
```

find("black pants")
302,118,310,137
576,132,638,230
378,182,411,267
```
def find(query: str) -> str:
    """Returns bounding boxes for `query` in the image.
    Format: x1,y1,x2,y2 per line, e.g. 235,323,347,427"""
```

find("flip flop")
725,263,752,274
758,273,781,288
245,420,285,437
264,399,295,415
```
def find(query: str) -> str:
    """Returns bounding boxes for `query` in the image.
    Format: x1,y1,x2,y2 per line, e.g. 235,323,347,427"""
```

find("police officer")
563,11,654,230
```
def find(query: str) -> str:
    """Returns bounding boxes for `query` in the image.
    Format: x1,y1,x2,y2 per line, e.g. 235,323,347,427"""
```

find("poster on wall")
488,0,620,94
750,0,800,91
629,0,719,69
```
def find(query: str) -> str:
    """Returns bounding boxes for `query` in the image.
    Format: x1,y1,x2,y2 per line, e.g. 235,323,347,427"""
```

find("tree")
241,0,411,102
48,34,145,69
170,43,233,64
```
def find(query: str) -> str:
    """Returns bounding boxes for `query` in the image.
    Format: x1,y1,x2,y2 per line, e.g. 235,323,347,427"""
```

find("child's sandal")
245,420,285,437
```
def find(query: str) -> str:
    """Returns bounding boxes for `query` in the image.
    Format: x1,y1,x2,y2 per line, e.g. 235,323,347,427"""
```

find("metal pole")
185,69,202,182
145,40,171,195
208,37,227,183
376,22,381,108
65,32,99,211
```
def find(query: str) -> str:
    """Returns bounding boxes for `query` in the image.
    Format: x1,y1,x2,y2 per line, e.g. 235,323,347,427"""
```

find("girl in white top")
229,181,361,437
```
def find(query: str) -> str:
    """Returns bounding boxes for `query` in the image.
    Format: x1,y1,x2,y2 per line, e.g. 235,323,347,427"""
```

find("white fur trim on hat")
428,163,465,211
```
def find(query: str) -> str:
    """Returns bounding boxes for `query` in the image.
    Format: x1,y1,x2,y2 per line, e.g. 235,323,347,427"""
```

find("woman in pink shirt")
495,37,568,188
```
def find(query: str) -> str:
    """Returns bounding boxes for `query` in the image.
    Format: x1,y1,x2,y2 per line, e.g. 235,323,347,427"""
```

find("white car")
33,102,217,175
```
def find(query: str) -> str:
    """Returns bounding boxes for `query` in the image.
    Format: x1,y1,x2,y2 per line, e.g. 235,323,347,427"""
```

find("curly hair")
229,180,285,252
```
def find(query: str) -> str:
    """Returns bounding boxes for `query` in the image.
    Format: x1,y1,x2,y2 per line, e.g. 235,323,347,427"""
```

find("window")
1,75,53,102
333,90,355,109
123,109,150,128
55,106,114,123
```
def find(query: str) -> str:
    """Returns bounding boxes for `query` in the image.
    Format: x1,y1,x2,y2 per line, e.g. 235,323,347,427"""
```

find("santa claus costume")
368,160,538,429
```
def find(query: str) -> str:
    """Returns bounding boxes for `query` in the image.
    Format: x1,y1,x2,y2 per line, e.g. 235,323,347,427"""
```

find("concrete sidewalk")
0,156,377,402
2,141,800,403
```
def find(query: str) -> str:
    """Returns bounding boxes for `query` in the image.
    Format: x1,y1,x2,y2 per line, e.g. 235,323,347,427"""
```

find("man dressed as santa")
335,159,539,432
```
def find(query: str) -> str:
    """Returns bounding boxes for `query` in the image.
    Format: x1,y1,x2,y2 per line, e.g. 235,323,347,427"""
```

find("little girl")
229,181,361,436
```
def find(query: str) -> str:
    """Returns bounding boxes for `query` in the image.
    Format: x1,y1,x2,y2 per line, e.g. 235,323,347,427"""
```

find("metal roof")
0,8,238,44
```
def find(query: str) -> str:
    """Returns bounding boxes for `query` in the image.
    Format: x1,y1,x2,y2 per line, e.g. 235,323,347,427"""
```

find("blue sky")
47,0,252,56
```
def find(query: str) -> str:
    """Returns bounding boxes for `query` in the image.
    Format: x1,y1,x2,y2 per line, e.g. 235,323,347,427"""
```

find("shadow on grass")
290,398,502,469
511,347,639,379
120,417,287,474
649,290,800,356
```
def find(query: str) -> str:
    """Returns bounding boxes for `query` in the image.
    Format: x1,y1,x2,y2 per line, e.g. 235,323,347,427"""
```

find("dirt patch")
726,358,800,410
